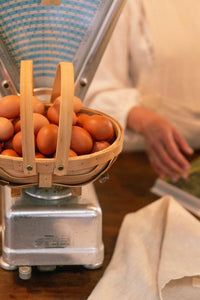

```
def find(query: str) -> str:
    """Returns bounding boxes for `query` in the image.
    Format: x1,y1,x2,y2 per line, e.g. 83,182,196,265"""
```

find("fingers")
139,110,194,181
174,129,194,155
147,136,192,181
148,150,180,181
163,130,192,171
148,152,173,180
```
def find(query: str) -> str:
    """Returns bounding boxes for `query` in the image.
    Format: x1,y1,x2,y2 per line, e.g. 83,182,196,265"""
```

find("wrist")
127,106,151,134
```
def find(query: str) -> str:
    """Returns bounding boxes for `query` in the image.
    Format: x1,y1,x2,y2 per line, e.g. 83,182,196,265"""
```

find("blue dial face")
0,0,100,88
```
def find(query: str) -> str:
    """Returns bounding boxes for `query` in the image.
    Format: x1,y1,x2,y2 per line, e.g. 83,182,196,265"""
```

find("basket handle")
20,60,36,176
51,62,74,176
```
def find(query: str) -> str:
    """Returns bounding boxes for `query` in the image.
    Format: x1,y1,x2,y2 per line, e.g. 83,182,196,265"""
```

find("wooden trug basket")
0,61,124,188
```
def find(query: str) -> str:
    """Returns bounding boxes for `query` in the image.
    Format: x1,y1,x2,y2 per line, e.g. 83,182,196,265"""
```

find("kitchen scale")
0,0,125,279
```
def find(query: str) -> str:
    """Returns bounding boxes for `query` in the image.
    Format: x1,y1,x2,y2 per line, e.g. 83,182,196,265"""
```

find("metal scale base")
0,183,104,279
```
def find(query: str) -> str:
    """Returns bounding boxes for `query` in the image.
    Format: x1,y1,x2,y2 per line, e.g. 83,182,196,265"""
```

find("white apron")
140,0,200,148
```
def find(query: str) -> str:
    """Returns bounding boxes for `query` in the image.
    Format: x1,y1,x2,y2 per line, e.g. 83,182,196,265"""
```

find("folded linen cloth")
88,196,200,300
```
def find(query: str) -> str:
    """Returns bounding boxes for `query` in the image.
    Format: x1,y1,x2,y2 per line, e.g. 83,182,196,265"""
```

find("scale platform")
0,183,104,279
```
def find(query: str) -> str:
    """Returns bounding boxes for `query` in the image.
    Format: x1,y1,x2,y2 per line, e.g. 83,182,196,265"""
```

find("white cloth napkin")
88,196,200,300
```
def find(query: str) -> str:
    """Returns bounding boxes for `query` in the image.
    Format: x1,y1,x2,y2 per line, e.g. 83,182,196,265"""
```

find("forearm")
127,106,158,134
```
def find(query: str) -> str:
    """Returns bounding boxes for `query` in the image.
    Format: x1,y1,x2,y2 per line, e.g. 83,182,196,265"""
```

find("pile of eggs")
0,95,115,158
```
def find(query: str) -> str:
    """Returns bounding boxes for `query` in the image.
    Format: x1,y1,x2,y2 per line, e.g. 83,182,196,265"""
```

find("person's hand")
127,106,194,181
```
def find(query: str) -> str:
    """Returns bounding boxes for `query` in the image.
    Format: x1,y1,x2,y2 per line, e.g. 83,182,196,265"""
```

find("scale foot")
0,257,32,280
0,256,17,271
19,266,32,280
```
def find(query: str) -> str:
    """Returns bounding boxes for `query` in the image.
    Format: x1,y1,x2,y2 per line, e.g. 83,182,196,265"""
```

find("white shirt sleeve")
84,0,154,130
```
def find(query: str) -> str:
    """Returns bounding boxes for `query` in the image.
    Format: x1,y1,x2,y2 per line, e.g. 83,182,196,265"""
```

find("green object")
167,156,200,198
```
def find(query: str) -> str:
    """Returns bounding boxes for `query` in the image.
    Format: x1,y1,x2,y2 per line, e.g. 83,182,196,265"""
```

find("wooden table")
0,152,158,300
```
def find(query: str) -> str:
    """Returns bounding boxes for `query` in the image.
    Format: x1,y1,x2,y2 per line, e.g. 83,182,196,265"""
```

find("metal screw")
80,77,88,87
58,165,64,171
26,165,33,171
2,80,9,89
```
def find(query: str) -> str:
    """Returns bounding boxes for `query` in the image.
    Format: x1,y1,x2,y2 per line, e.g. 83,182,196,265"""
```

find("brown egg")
12,131,22,155
37,124,58,155
70,126,93,155
47,105,77,125
73,96,82,113
47,106,59,124
53,97,61,109
69,149,78,157
35,152,46,158
0,95,20,118
0,95,45,119
82,115,115,141
13,117,21,133
91,141,111,153
53,96,82,113
32,96,45,114
33,113,49,135
13,113,49,135
12,131,36,156
76,113,90,127
53,148,78,158
1,149,19,157
0,117,14,141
